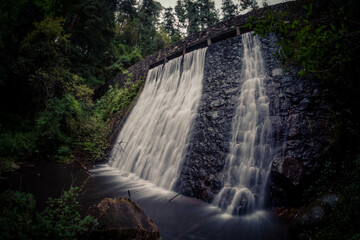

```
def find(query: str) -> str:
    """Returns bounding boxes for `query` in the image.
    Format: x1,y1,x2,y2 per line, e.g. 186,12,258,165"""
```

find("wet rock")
224,87,239,95
288,126,299,138
271,157,304,186
298,98,310,111
285,86,298,96
88,198,160,240
207,111,219,120
319,193,339,209
260,33,336,207
11,162,20,170
272,68,283,76
293,193,340,226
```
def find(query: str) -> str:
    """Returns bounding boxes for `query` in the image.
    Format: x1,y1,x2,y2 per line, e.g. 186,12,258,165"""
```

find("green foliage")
0,190,36,240
36,187,98,239
0,131,37,163
35,93,108,163
113,44,143,70
246,1,360,83
0,0,158,168
94,79,144,122
20,16,70,72
0,188,97,240
68,0,117,88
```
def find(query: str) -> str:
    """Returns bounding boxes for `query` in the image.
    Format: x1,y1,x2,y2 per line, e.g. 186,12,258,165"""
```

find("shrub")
0,188,97,240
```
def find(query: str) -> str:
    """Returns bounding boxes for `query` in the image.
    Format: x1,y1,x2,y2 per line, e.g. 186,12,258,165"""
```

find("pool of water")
80,164,289,240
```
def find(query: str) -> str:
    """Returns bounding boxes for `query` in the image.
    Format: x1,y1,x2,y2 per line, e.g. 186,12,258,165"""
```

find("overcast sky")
156,0,284,9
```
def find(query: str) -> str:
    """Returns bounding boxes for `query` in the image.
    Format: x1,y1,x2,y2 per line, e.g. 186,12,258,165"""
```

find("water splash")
109,48,207,190
213,33,273,215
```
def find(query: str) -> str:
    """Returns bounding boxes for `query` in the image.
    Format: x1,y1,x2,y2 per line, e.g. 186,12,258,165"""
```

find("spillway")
109,48,207,190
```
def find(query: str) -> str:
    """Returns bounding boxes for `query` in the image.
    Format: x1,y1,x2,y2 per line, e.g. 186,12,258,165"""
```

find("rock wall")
176,33,335,207
260,34,335,206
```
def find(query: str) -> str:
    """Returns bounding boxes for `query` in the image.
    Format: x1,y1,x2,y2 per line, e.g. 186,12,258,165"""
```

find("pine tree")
239,0,258,11
117,0,137,23
163,7,181,42
67,0,116,87
175,0,219,36
175,0,187,30
221,0,238,20
198,0,219,30
138,0,162,56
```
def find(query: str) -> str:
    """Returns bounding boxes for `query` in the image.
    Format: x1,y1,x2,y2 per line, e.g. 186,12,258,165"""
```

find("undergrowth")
0,187,97,240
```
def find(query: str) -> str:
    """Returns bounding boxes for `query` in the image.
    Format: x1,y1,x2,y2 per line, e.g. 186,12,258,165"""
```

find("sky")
156,0,284,9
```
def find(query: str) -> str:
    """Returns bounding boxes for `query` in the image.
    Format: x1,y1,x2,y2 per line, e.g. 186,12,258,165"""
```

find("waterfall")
109,48,207,190
213,33,273,215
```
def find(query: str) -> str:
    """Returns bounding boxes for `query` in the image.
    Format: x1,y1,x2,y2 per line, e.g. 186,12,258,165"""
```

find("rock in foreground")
88,197,160,240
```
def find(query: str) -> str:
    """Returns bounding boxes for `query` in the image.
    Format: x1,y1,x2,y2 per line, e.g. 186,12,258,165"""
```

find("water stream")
80,164,288,240
213,33,273,215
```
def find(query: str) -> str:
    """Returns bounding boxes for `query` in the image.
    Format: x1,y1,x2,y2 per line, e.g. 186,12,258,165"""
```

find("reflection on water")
80,164,289,240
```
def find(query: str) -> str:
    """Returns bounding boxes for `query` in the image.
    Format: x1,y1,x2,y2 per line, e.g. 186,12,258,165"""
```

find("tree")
19,17,71,111
184,0,201,34
116,0,138,25
175,0,219,35
162,7,181,41
239,0,258,11
198,0,219,30
175,0,187,30
137,0,162,56
67,0,116,88
221,0,239,20
262,0,269,7
0,0,54,114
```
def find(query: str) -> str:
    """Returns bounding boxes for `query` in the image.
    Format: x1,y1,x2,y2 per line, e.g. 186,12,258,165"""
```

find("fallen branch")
168,193,181,202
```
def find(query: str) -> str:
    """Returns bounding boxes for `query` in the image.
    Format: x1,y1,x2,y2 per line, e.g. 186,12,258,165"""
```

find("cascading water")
213,33,273,215
109,48,207,190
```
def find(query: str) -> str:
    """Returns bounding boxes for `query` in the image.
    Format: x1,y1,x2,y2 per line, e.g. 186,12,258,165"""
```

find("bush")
0,188,97,240
94,79,144,121
0,190,35,240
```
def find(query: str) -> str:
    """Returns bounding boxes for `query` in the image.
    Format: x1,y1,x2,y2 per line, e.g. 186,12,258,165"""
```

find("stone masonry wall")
260,34,335,206
175,33,335,207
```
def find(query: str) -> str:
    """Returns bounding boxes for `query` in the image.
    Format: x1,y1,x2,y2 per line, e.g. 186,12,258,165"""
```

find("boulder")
293,193,340,226
11,162,20,170
88,197,160,240
271,157,304,186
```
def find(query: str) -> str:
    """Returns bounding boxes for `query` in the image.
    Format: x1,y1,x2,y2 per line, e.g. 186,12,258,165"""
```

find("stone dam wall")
105,2,335,207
